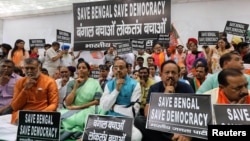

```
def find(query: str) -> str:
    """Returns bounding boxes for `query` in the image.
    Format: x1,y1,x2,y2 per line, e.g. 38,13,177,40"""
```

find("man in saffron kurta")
203,68,250,123
151,42,165,68
10,58,59,124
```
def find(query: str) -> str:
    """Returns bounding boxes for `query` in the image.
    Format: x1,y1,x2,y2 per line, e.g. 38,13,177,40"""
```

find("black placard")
91,69,100,79
224,21,249,37
82,114,133,141
130,39,145,50
29,39,46,48
116,43,133,55
73,0,171,51
56,29,71,43
198,31,219,45
146,93,212,139
157,34,170,47
213,104,250,125
245,30,250,43
16,110,61,141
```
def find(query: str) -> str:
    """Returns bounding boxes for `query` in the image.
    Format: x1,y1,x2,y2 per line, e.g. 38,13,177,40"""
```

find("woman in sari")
60,61,106,140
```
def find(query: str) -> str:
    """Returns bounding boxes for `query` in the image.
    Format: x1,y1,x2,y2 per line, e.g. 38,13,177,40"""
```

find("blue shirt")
196,72,250,94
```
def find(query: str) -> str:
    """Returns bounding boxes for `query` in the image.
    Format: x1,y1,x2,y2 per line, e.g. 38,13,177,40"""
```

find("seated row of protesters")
0,50,249,141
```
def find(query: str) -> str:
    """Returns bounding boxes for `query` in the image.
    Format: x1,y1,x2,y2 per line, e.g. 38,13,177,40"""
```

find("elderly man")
0,59,22,115
100,58,142,141
56,66,74,110
10,58,59,124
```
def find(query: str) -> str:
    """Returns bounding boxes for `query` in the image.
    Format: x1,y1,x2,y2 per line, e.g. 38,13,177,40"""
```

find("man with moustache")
100,58,142,141
196,51,250,94
43,41,66,76
55,66,74,110
134,60,202,141
10,58,59,124
137,67,155,116
151,42,165,68
204,69,250,124
188,64,208,92
0,59,22,115
205,68,250,105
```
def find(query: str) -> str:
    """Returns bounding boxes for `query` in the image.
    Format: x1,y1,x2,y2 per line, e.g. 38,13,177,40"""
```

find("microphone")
94,92,102,114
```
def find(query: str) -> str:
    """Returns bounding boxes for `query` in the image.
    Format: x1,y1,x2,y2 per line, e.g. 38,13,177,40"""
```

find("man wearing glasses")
100,58,142,141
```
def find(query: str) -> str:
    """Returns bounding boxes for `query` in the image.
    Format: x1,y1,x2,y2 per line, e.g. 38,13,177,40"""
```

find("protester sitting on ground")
196,51,250,94
98,64,109,91
60,61,105,140
41,68,49,76
10,58,59,124
188,64,208,92
0,59,22,115
0,43,12,61
29,46,39,59
55,66,74,110
178,63,190,84
137,67,155,116
204,68,249,104
13,66,25,77
132,70,139,80
100,59,142,141
134,60,203,141
148,64,161,82
147,56,159,75
185,38,205,74
151,41,165,68
203,68,250,124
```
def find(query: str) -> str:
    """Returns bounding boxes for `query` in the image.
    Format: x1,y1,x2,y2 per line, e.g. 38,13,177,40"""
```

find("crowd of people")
0,33,250,141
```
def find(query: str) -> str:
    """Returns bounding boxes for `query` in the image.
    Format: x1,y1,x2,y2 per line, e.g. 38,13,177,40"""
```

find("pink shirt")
185,52,205,73
0,73,22,108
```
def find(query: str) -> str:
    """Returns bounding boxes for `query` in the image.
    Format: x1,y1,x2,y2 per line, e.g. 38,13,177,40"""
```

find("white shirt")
43,47,60,68
100,81,141,117
61,53,76,67
56,77,74,110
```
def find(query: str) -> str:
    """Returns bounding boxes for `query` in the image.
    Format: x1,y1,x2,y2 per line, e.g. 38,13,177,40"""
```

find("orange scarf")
152,52,165,68
12,50,23,66
193,78,201,91
217,88,250,104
